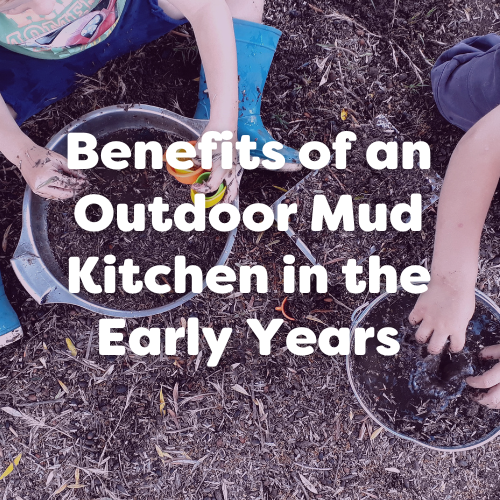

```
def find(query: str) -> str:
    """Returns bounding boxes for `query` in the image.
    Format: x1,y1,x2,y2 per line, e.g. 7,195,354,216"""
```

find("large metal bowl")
11,105,238,318
347,286,500,452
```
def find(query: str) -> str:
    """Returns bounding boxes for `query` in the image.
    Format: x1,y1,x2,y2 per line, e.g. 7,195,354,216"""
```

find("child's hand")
17,143,87,200
466,345,500,408
190,129,242,204
409,280,475,354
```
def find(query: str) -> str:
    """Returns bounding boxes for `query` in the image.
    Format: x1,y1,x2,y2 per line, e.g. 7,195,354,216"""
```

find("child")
0,0,301,347
409,35,500,408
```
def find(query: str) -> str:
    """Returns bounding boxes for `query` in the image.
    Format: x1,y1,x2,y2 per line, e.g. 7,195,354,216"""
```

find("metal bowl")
347,286,500,452
11,105,238,318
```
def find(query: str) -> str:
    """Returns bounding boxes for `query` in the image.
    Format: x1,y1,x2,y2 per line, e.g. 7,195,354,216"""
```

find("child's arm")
409,104,500,354
0,94,87,199
162,0,240,202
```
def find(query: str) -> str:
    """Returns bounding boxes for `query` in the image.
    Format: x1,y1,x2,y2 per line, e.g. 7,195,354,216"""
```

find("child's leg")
0,269,23,348
431,34,500,131
225,0,264,24
193,0,302,171
1,0,188,125
6,104,16,120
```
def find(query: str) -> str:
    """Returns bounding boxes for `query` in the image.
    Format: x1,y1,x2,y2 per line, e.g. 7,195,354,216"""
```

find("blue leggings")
431,34,500,131
0,0,187,124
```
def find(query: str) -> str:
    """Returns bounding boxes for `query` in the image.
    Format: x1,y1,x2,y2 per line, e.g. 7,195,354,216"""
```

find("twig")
163,426,195,434
17,398,66,407
418,48,434,67
118,453,130,489
308,3,324,14
85,325,94,360
193,472,208,498
337,60,347,106
319,44,358,58
295,463,333,471
334,452,343,487
393,42,424,84
324,10,381,38
99,385,136,465
55,350,105,372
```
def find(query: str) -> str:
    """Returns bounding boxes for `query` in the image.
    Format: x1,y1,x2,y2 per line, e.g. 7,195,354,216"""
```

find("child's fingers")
222,178,238,204
414,320,433,344
38,185,82,200
472,384,500,409
408,306,424,326
55,158,87,179
191,168,225,194
191,180,216,194
467,362,500,389
37,174,86,192
479,344,500,361
426,328,449,354
449,330,466,353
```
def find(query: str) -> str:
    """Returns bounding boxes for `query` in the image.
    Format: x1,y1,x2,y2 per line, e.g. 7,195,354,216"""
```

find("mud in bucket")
346,286,500,452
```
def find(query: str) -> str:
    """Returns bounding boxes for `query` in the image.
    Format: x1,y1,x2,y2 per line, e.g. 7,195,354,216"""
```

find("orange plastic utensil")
275,297,296,321
165,140,204,184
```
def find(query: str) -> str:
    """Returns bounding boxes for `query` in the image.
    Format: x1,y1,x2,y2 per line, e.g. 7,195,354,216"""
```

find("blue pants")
0,0,187,124
431,34,500,131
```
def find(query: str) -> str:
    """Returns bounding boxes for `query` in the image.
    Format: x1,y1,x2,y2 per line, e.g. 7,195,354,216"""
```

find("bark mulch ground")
2,1,500,499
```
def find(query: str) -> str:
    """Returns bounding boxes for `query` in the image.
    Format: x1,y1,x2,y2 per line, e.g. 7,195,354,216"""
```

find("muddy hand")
18,144,87,200
408,280,474,354
466,345,500,408
191,153,242,204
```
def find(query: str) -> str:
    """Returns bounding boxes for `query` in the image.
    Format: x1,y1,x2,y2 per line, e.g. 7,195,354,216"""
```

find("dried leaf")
385,467,400,473
66,338,77,357
67,484,86,489
54,482,68,495
46,470,54,487
2,223,12,253
58,380,69,394
159,388,166,417
306,315,327,325
222,480,229,500
1,407,23,418
195,351,203,372
167,408,181,429
370,426,384,441
299,473,318,494
308,2,324,13
173,382,179,415
102,365,114,379
39,357,47,369
315,54,330,71
232,384,250,397
341,109,348,121
319,63,331,87
0,453,22,480
155,444,164,457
